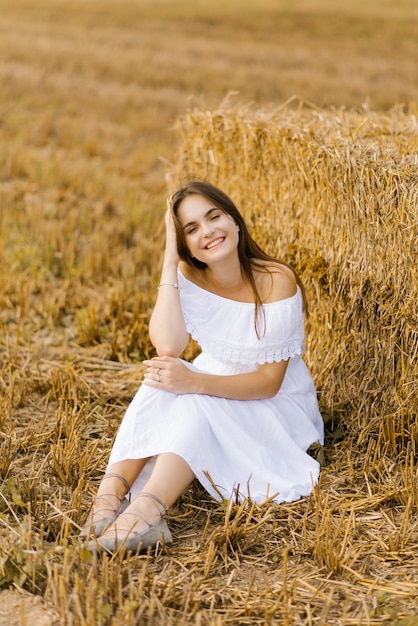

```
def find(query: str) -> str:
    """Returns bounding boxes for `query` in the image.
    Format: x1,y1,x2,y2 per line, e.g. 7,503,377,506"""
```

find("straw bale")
171,102,417,460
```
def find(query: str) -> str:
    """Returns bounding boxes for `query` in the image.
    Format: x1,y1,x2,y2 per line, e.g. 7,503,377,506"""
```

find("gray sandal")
88,492,172,554
79,473,131,540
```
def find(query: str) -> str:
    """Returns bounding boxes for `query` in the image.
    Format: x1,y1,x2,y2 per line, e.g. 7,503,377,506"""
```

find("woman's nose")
202,221,215,236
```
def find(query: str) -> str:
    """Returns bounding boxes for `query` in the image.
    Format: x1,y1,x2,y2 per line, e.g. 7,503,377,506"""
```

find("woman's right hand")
164,197,180,265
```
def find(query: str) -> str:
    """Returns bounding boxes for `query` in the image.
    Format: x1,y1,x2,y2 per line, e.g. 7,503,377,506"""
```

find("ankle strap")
136,492,169,513
102,472,131,494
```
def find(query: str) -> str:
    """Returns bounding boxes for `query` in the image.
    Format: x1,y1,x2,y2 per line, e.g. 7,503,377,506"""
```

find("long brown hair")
170,180,307,336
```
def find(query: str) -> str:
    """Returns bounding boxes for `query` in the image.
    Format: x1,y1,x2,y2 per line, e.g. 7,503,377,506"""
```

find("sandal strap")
135,492,169,514
92,493,125,515
95,493,125,505
115,492,169,531
102,472,131,495
117,509,153,530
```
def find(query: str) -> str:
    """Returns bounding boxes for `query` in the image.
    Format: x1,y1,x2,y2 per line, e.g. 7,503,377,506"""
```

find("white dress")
108,269,324,504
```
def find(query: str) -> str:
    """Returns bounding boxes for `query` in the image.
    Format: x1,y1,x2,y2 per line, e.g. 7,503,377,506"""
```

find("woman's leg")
97,458,149,500
99,452,194,538
81,458,149,536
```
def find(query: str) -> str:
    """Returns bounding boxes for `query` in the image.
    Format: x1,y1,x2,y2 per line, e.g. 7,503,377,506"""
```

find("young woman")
82,180,324,554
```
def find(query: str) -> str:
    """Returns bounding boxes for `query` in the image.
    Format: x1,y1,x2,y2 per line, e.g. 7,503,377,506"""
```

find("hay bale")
171,102,417,458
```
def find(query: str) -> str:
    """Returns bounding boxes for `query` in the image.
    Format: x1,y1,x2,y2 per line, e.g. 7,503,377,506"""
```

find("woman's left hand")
142,357,197,394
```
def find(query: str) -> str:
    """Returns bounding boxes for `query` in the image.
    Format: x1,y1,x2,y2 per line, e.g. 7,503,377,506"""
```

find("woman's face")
177,194,239,265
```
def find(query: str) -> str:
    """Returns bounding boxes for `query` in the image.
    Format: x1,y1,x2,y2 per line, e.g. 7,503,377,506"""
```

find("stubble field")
0,0,417,624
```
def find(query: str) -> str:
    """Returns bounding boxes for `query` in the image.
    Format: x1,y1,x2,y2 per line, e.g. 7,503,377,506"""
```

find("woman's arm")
142,356,289,400
148,205,189,357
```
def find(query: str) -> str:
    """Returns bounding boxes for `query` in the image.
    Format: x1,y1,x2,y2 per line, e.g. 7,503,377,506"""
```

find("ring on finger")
156,375,160,383
156,368,161,375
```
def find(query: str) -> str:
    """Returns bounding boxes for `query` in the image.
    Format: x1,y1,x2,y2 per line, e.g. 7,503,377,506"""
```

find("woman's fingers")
142,357,193,394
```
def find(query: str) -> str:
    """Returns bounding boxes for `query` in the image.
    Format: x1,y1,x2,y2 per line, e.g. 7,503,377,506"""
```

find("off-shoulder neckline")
178,268,299,307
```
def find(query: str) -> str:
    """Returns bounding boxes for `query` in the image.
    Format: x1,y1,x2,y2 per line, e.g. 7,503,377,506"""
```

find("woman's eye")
187,227,197,234
210,213,220,220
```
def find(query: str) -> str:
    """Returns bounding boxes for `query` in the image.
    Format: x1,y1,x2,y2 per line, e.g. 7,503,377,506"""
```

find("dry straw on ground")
1,99,418,623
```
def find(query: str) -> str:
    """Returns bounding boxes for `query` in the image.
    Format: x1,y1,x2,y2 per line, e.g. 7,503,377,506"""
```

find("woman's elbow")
250,379,282,400
257,360,288,399
260,373,286,398
263,383,282,399
154,340,188,357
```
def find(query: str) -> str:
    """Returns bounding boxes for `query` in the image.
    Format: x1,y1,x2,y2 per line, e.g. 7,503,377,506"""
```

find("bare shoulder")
256,262,297,303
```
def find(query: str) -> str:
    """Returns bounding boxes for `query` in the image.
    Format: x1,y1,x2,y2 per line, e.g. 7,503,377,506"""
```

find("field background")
0,0,417,624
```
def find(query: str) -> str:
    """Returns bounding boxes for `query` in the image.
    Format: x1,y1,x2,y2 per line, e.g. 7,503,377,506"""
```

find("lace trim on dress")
184,316,304,364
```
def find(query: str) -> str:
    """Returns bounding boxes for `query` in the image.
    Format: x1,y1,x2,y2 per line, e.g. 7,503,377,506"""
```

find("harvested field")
0,0,417,624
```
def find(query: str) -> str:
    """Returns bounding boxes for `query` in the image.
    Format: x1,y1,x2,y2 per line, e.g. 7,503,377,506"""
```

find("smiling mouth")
205,237,224,249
